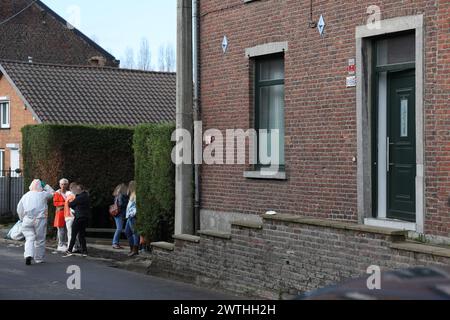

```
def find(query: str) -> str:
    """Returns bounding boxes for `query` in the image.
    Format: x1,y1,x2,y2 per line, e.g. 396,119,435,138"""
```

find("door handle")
387,137,390,172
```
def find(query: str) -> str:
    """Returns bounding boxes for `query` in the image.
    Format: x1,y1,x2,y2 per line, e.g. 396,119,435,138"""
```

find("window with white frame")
0,101,10,129
0,149,4,175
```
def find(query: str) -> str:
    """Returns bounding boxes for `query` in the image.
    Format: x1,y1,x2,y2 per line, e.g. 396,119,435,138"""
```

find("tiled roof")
0,60,175,126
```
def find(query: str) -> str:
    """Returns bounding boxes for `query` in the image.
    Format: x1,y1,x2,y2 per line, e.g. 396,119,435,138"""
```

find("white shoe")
34,260,44,264
57,245,67,252
62,251,74,258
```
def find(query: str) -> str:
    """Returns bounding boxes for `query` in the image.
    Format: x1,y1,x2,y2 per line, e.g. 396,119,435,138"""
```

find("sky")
41,0,177,69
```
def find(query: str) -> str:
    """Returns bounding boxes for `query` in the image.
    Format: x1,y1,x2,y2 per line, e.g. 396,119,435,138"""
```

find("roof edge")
35,0,119,65
0,64,42,124
0,59,176,76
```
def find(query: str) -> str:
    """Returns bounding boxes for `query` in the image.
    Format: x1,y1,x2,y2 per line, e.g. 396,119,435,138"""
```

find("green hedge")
134,123,175,243
22,124,135,228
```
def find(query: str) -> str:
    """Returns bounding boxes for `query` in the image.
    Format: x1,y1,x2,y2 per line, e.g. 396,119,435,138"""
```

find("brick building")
148,0,450,298
0,0,119,67
197,0,449,241
0,60,175,175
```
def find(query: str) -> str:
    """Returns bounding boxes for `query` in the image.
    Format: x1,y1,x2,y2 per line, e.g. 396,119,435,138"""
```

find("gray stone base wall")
150,214,450,299
200,209,262,233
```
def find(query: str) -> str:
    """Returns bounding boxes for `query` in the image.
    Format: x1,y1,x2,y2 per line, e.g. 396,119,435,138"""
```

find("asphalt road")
0,242,237,300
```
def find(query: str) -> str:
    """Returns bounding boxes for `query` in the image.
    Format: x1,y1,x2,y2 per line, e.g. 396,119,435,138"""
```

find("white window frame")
0,100,11,129
0,149,4,176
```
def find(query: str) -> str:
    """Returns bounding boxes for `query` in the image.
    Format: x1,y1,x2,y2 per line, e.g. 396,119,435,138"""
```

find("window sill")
364,218,416,232
243,170,286,180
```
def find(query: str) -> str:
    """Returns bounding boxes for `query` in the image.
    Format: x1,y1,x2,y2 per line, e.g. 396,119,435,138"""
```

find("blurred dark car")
299,266,450,300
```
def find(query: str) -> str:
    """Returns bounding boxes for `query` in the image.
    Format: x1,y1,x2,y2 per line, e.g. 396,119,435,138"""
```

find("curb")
0,229,153,276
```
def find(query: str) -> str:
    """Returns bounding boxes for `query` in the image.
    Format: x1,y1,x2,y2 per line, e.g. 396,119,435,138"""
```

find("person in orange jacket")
53,178,71,252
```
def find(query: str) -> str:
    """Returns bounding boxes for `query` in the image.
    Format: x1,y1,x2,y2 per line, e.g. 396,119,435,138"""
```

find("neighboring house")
0,60,175,173
0,0,119,67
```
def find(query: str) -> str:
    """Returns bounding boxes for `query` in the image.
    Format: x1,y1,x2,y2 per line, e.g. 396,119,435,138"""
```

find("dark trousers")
68,217,88,253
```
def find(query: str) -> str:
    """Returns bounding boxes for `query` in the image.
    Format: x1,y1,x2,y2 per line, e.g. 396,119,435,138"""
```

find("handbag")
109,197,120,217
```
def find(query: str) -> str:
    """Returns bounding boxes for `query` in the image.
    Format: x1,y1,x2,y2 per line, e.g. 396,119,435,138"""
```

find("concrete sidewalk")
0,224,153,275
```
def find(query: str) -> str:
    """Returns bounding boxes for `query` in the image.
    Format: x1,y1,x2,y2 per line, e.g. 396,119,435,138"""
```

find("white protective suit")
17,180,54,263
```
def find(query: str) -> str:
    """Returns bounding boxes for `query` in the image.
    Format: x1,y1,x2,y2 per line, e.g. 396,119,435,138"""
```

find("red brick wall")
426,0,450,236
0,75,37,171
0,0,118,67
199,0,449,237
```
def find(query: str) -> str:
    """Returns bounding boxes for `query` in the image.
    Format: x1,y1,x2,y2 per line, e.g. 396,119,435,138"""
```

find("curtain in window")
259,85,285,165
257,58,285,166
1,102,9,126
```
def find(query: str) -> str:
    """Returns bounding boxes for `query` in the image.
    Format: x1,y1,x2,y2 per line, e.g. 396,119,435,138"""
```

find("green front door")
387,70,416,222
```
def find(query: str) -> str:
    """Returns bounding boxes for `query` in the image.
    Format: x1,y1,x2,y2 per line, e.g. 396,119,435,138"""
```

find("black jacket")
69,191,90,219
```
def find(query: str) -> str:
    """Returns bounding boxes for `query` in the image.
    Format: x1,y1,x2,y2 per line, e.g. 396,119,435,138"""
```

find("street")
0,242,237,300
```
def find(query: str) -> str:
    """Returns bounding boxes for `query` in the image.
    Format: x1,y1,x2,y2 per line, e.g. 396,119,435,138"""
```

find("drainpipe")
193,0,200,233
175,0,194,235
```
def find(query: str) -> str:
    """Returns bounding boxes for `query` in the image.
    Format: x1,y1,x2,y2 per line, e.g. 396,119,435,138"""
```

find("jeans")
56,227,66,248
113,214,124,245
125,217,139,247
68,217,88,253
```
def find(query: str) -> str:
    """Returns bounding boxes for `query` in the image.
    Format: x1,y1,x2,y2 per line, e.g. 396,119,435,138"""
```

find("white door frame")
355,15,425,233
6,143,20,177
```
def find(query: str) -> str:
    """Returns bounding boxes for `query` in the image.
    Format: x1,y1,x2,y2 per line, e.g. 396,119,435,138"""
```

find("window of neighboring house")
254,55,285,168
0,101,10,129
0,149,4,176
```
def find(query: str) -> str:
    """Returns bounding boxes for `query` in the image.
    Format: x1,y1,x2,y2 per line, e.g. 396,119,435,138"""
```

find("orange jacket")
64,194,76,219
53,191,66,214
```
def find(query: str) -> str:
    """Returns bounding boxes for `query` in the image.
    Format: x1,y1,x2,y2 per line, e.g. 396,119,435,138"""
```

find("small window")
255,55,285,167
0,149,4,176
376,32,415,66
0,101,10,129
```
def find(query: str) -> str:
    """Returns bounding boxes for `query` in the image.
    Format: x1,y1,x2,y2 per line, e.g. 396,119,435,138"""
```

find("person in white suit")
17,179,54,265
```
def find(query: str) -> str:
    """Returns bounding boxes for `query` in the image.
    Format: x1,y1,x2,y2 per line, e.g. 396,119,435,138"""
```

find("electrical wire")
0,0,39,28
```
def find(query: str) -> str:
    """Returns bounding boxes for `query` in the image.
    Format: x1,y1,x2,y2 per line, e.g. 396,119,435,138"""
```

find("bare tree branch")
158,43,176,72
165,43,175,72
137,37,152,71
121,47,135,69
158,45,166,71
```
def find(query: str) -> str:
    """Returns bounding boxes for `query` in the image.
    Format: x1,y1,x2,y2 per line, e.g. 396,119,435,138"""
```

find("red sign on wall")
348,58,356,75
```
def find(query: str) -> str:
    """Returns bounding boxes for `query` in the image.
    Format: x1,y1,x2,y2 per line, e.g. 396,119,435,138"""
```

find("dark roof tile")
0,60,175,126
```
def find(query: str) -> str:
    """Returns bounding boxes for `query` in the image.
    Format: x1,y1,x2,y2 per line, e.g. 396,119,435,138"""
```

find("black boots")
25,257,32,265
128,246,139,257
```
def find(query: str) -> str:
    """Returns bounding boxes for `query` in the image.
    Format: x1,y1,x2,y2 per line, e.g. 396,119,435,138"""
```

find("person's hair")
127,181,136,196
69,182,78,190
59,178,69,185
113,183,127,197
69,182,80,194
